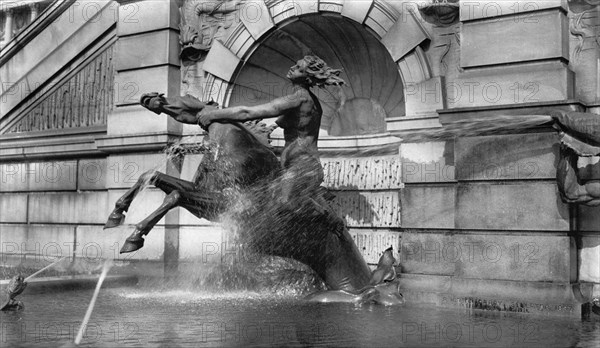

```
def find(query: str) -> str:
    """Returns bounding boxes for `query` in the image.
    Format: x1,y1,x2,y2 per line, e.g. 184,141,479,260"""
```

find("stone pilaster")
102,0,183,274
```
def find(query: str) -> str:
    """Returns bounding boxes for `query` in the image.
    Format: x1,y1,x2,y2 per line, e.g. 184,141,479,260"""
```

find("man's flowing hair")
301,55,345,87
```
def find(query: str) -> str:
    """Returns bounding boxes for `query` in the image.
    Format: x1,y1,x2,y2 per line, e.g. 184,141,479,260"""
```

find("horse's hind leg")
105,170,158,229
121,190,182,253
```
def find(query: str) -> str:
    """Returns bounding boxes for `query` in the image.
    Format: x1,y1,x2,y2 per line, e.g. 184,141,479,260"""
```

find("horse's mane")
242,119,278,150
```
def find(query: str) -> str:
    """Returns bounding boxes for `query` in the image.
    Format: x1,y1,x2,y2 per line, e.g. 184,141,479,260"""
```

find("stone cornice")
0,129,183,162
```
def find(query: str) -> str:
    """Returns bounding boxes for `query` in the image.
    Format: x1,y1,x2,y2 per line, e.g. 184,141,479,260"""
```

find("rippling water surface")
1,286,599,347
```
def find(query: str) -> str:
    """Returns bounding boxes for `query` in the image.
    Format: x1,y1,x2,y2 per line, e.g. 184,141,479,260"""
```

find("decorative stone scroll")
332,191,401,227
321,155,403,190
5,45,114,134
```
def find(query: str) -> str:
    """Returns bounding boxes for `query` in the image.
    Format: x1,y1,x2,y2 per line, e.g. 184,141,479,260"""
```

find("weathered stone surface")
27,161,77,191
116,29,180,71
461,10,568,68
76,225,164,261
401,141,455,183
0,163,29,192
321,155,402,190
455,133,559,181
405,76,446,117
401,185,456,229
364,0,399,38
107,104,182,135
348,229,400,264
0,0,115,117
106,153,176,189
0,224,75,259
456,182,570,231
117,0,179,36
381,9,429,61
0,194,28,223
580,233,600,283
28,192,108,224
319,0,343,13
400,232,571,282
5,46,115,134
203,41,241,82
399,274,580,317
114,66,181,106
78,159,107,191
460,0,566,21
341,0,373,24
332,191,401,228
447,61,574,108
241,1,274,39
178,226,223,263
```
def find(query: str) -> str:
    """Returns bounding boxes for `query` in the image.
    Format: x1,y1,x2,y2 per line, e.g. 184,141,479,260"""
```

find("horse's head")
140,93,167,114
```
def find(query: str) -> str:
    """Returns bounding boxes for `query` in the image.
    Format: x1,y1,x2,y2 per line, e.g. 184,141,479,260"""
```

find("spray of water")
24,256,68,282
73,259,112,346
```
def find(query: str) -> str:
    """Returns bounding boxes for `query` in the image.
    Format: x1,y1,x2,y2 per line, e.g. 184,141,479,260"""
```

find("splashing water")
24,256,68,282
399,114,554,142
73,260,112,345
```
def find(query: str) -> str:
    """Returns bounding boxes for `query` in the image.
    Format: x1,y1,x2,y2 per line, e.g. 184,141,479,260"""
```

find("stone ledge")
95,132,179,154
398,273,582,317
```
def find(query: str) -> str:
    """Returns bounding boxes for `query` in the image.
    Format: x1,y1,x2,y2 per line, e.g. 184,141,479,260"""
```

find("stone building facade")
0,0,598,317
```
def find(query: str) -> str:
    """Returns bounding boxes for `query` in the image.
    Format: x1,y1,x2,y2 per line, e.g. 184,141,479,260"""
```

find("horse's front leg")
121,191,181,253
105,171,158,229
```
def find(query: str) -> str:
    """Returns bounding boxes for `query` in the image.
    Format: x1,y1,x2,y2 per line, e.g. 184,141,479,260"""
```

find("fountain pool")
1,286,598,347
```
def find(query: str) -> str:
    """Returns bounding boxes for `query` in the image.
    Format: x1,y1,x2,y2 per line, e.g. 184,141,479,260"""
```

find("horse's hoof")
104,212,125,229
120,235,144,253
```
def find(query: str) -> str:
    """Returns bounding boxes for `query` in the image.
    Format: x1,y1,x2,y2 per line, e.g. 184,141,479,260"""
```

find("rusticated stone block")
117,0,179,36
113,65,180,106
400,232,571,282
321,155,402,190
28,192,108,224
348,229,400,264
401,185,456,229
455,133,559,181
116,29,180,71
0,161,78,192
401,141,455,183
107,104,182,135
456,182,570,231
405,77,446,117
461,10,568,68
332,191,401,227
78,159,107,191
447,61,574,108
460,0,566,21
0,163,28,192
0,194,28,223
76,225,164,261
0,224,75,259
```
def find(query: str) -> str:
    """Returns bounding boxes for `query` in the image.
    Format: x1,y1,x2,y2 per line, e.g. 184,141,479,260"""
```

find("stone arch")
201,0,432,140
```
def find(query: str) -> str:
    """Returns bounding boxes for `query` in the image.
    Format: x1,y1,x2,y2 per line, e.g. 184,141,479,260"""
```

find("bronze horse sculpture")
104,93,403,304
